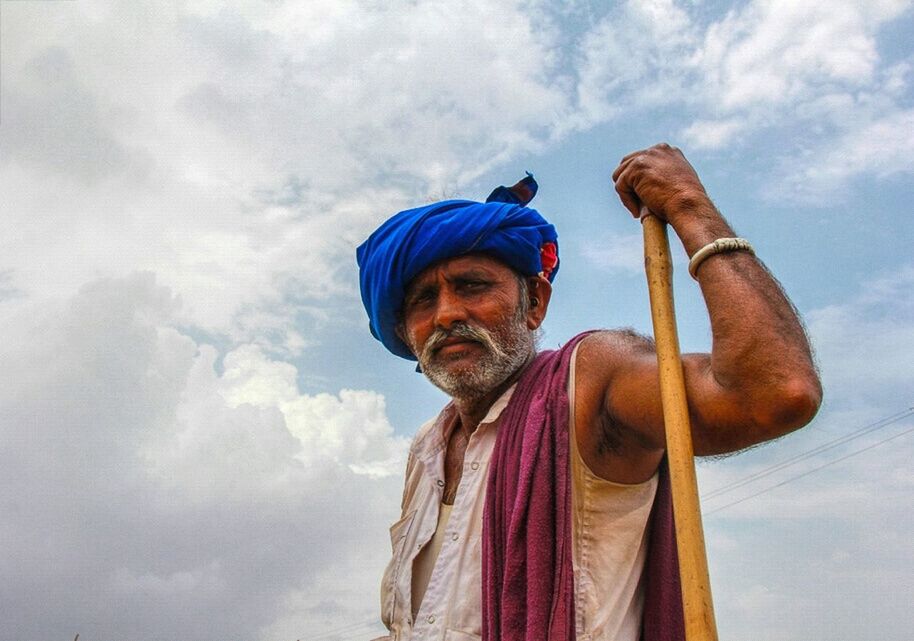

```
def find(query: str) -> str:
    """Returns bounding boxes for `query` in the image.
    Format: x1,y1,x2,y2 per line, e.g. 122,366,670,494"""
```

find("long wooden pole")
641,210,718,641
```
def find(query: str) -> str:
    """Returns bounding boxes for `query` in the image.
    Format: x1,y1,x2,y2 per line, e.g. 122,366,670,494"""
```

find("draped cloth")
356,175,558,361
482,332,685,641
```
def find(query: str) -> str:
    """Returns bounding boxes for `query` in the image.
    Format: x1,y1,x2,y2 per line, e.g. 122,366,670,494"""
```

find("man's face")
399,255,536,401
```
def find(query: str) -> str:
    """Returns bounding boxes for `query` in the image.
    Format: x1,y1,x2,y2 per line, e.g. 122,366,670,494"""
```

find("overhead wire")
298,617,385,641
701,406,914,501
704,422,914,516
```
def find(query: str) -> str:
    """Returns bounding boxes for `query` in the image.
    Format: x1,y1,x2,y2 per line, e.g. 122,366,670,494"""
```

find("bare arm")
574,144,822,482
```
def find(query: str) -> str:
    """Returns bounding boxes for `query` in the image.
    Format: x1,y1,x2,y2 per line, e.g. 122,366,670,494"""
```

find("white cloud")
219,344,409,477
0,274,407,640
2,0,910,344
682,118,744,149
775,108,914,202
696,0,892,111
568,0,697,131
572,0,913,198
259,552,389,640
0,0,570,342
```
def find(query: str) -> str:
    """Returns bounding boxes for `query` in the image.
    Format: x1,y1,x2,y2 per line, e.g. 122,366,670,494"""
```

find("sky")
0,1,912,640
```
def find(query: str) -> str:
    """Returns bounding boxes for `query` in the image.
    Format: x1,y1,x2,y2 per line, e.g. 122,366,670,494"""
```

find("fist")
611,143,711,224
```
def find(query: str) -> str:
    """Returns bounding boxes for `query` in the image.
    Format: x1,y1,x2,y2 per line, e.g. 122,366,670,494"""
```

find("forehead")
407,254,517,289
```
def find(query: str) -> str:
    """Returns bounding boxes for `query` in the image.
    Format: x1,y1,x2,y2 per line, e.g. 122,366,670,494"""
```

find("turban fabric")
357,174,559,360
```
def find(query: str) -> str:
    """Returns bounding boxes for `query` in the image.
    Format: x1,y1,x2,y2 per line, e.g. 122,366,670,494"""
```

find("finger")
614,161,656,218
613,171,642,218
616,185,641,218
611,154,638,183
618,146,651,165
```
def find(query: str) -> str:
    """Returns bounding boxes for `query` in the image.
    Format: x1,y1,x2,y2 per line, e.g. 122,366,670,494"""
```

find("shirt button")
451,533,459,541
427,614,436,624
436,479,445,487
470,461,480,470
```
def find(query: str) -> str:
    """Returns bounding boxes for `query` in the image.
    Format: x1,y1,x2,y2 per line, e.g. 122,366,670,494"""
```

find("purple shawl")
481,332,684,641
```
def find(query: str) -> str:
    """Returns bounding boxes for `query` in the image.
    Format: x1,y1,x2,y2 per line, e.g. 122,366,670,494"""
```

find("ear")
524,275,552,330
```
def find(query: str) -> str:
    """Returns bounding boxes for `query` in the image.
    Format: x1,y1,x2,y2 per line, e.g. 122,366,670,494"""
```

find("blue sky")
1,1,912,640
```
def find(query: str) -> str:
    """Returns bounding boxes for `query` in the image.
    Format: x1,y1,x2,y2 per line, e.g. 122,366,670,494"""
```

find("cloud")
694,0,896,111
568,0,697,131
0,46,152,183
572,0,913,200
0,0,570,342
681,118,744,150
773,108,914,202
0,274,407,641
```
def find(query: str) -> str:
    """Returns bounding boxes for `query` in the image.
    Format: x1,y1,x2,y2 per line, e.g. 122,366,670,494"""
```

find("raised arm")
573,144,822,483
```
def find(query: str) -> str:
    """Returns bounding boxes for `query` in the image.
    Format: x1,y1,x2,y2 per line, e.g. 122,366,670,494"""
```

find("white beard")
414,311,534,403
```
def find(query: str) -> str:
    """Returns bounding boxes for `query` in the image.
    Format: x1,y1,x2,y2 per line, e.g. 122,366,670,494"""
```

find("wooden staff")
641,209,719,641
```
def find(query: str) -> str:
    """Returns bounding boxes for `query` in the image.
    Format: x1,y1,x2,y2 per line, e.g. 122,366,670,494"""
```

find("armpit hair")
594,327,655,351
586,328,657,455
596,412,623,455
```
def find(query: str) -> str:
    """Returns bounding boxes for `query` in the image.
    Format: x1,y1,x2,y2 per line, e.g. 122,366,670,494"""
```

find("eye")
405,288,435,310
459,279,488,291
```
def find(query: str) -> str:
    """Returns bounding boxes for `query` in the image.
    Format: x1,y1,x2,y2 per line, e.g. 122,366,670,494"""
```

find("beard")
413,308,535,402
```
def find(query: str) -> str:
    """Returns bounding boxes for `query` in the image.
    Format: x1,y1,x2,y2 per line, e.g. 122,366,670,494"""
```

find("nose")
433,287,467,330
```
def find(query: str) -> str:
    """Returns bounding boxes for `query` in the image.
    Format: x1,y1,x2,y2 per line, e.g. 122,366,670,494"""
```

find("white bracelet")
688,237,754,279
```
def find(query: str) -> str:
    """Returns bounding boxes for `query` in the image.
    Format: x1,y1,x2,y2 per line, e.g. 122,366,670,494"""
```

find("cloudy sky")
1,1,912,640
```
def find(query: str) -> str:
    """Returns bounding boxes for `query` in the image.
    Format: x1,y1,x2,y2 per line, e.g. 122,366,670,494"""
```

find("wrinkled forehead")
404,253,520,296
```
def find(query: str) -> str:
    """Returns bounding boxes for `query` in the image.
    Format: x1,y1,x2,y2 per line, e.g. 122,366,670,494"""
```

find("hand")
611,143,711,225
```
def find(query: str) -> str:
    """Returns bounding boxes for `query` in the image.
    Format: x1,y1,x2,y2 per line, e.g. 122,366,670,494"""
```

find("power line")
298,617,385,641
701,407,914,501
704,423,914,516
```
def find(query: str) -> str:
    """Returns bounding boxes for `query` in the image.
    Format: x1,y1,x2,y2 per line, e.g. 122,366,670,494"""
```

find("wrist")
664,190,715,228
688,238,754,278
666,198,735,255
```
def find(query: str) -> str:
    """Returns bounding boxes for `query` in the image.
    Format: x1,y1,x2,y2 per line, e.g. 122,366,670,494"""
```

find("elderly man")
357,144,821,641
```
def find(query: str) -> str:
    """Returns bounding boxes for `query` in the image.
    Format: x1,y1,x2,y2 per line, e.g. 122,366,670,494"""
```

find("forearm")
671,199,822,431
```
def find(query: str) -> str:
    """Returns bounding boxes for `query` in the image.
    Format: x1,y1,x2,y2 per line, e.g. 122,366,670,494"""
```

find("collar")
411,383,518,458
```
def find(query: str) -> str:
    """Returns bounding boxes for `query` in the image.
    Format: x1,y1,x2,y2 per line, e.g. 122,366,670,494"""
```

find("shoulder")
575,328,654,373
399,406,452,509
412,412,441,447
409,403,456,455
582,327,654,348
573,329,656,411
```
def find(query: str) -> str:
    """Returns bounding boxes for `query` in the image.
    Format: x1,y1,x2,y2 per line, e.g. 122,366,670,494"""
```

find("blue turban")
356,174,559,360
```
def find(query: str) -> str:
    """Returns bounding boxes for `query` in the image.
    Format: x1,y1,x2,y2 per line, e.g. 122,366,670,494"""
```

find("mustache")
419,323,497,362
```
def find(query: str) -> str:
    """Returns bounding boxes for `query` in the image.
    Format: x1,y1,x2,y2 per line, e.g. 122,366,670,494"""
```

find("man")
357,144,822,641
